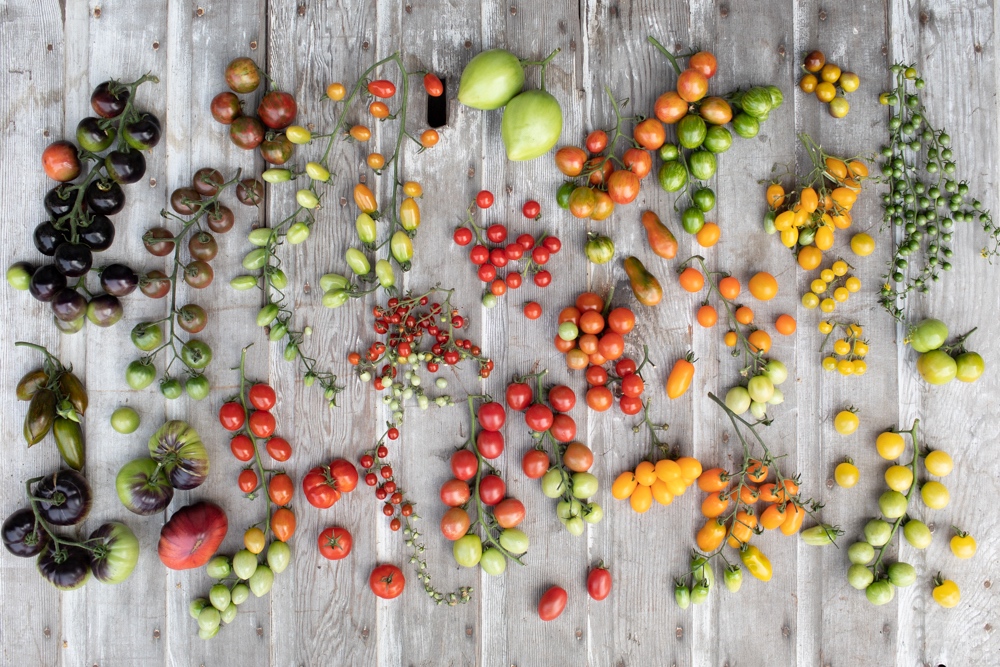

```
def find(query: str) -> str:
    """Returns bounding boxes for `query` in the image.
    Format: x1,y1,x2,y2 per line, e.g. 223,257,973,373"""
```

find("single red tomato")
440,507,471,541
218,402,245,431
42,141,81,182
440,479,471,506
238,469,258,493
265,436,292,462
619,395,643,415
479,474,506,505
423,73,444,97
268,473,294,505
525,404,554,432
477,402,506,431
550,413,577,443
542,236,562,254
476,430,504,459
517,233,535,250
367,80,397,98
369,563,405,599
585,130,608,153
494,498,526,528
506,382,533,411
453,227,473,246
548,385,577,412
522,200,541,219
451,449,479,481
230,434,254,462
249,383,276,410
538,586,568,621
587,565,612,601
621,373,645,398
318,526,352,560
533,271,552,287
522,449,550,479
486,224,508,243
476,190,494,209
249,410,276,438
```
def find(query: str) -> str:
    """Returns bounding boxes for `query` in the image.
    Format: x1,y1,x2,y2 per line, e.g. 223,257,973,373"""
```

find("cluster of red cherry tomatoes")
452,191,559,303
357,427,413,533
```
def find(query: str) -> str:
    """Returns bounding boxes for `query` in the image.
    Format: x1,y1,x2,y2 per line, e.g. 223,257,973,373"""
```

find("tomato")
555,146,588,176
917,350,957,385
739,545,773,582
548,385,576,412
477,401,506,431
420,72,444,97
238,469,258,493
258,91,297,130
420,129,439,147
696,519,726,551
479,475,506,505
562,442,594,472
677,68,708,102
229,435,254,462
265,437,292,462
748,272,778,300
43,141,82,182
440,507,471,540
550,413,577,442
521,449,549,479
538,585,568,621
924,450,953,477
586,130,608,153
834,410,859,436
525,403,554,432
271,507,296,542
367,79,396,98
440,478,471,506
932,578,960,608
302,467,342,509
506,382,533,411
568,185,597,218
369,564,405,599
476,190,495,209
476,430,504,459
534,270,552,288
688,51,717,78
218,402,245,431
678,267,704,292
775,314,797,336
697,304,717,327
318,526,352,560
835,460,860,488
494,498,525,528
597,332,624,360
633,118,666,150
249,410,276,438
950,531,977,559
268,473,294,506
921,481,950,509
248,383,276,410
587,565,612,601
666,357,695,399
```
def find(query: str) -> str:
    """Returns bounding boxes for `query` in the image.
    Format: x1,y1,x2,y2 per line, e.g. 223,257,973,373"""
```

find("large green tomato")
501,90,563,161
917,350,957,385
458,49,524,110
453,534,483,567
908,318,948,352
88,521,140,584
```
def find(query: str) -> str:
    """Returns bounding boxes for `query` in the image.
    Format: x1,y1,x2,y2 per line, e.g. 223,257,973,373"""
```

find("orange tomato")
824,157,848,180
689,51,718,78
271,507,296,541
566,348,589,370
633,118,666,150
676,457,702,481
607,307,635,334
697,519,727,552
577,333,599,355
611,472,639,499
623,148,652,178
589,351,608,366
666,356,696,399
848,160,869,179
746,459,768,482
678,267,705,292
727,509,757,548
759,503,787,530
747,329,771,354
420,129,439,147
780,503,805,535
654,91,688,124
775,314,797,336
696,304,717,327
558,306,581,325
718,276,741,300
701,491,730,518
696,222,721,247
349,124,372,142
799,187,818,212
723,331,738,347
586,385,613,411
366,153,385,170
553,334,576,353
676,68,708,102
353,183,378,214
268,473,295,506
748,272,778,300
369,101,390,119
731,484,759,505
831,187,857,211
758,483,780,503
597,331,625,360
575,292,604,312
735,306,754,325
579,310,605,334
697,468,730,492
797,245,822,270
766,183,785,208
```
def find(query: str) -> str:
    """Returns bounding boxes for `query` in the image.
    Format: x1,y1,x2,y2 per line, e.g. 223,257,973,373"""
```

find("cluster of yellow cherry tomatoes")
801,258,863,313
820,321,869,377
798,50,860,118
611,457,703,513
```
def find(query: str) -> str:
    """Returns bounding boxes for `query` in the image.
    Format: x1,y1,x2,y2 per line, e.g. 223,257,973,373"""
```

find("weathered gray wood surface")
1,1,997,665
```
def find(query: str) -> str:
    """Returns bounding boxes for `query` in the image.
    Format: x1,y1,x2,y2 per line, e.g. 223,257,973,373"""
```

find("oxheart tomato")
477,402,506,431
538,585,568,621
494,498,525,528
587,565,612,601
158,502,228,570
302,467,343,509
369,563,405,599
258,91,297,129
476,430,504,459
116,458,174,515
249,383,276,410
318,526,352,560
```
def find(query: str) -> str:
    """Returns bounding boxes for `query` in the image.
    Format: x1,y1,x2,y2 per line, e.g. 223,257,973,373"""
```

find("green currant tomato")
110,407,140,434
955,351,984,383
878,490,909,519
540,468,566,498
864,519,892,547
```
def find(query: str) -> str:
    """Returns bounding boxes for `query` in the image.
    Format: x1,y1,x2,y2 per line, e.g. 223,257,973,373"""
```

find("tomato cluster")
452,191,561,304
613,456,702,513
357,426,413,534
906,318,984,386
763,138,869,260
9,76,161,336
820,321,869,377
801,258,863,313
799,50,859,119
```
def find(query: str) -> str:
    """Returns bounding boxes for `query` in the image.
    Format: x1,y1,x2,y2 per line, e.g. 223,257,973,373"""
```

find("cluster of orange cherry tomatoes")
798,50,860,118
612,456,703,513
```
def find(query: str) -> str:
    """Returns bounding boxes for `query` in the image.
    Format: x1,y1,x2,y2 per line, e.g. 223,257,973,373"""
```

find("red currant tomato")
587,566,612,601
219,402,245,431
477,402,506,431
248,383,276,410
476,430,505,459
476,190,494,209
479,474,506,505
506,382,533,411
238,469,258,493
469,244,489,265
440,478,471,506
523,301,542,319
522,200,541,219
522,449,550,479
387,427,399,440
548,385,577,412
249,410,276,438
533,270,552,288
477,263,497,282
615,358,637,376
542,236,562,254
230,434,254,462
525,403,554,432
621,373,645,398
451,449,478,481
486,224,508,243
550,413,577,442
265,436,292,462
532,246,551,265
619,395,643,415
517,233,535,250
453,227,473,246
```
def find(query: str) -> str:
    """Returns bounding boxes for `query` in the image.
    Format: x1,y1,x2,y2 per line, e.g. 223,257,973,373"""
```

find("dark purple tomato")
37,543,92,590
236,178,264,206
140,270,170,299
85,179,125,215
260,133,293,165
76,117,116,152
143,227,175,256
99,263,138,296
79,214,115,251
91,81,130,118
170,187,202,215
33,221,68,256
105,149,146,184
210,91,242,124
2,508,49,558
35,470,92,526
54,242,93,277
258,91,297,130
188,232,218,261
122,113,161,150
192,168,224,196
86,293,124,327
44,185,77,219
229,116,265,150
183,260,214,289
206,204,234,233
29,264,67,302
50,288,88,321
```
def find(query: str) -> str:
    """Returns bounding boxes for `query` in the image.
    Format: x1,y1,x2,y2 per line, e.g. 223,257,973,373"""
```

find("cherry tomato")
476,190,494,209
621,373,645,398
550,413,577,442
506,382,533,411
230,434,254,462
523,200,541,219
423,73,444,97
607,308,635,335
486,224,507,243
420,129,439,147
542,236,562,254
238,469,258,493
538,585,568,621
440,479,471,506
268,473,294,505
522,449,550,479
587,565,612,601
248,383,276,410
479,475,506,505
477,402,506,431
619,395,643,415
469,244,489,264
616,358,637,376
42,141,82,182
476,430,505,459
586,130,609,153
265,437,292,462
367,79,396,98
318,526,352,560
525,404,554,432
451,449,479,480
517,233,535,250
586,385,613,411
532,246,551,265
523,301,542,320
548,385,577,412
494,498,525,529
440,507,471,541
218,402,245,431
534,271,552,287
249,410,276,438
563,442,594,472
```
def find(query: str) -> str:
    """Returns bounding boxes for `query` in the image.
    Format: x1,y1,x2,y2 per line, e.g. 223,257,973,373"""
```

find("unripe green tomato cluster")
191,546,288,639
908,318,984,386
724,359,788,418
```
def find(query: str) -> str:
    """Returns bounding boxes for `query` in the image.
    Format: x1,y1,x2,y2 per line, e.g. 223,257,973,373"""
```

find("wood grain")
0,1,997,665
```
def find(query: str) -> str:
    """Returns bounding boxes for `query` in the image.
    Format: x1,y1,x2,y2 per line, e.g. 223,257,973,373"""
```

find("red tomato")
238,469,258,493
523,200,541,219
550,413,577,443
633,118,666,150
218,402,245,431
302,466,342,509
318,526,352,560
615,358,637,376
506,382,533,411
587,565,612,601
548,385,577,412
440,507,470,541
271,507,296,542
489,248,508,268
495,498,526,528
423,73,444,97
538,585,568,621
440,479,471,506
369,564,405,599
476,190,494,209
517,233,535,250
42,141,82,182
522,449,550,478
479,474,506,505
532,246,551,265
477,402,506,431
230,434,254,461
505,243,524,260
257,91,297,129
265,436,292,462
249,383,276,410
621,373,645,398
619,395,643,415
451,449,479,480
477,264,496,282
486,224,508,243
542,236,562,254
523,302,543,319
586,385,613,411
607,169,641,204
469,244,489,265
367,79,397,98
476,430,505,459
525,403,554,432
249,410,276,438
534,270,552,287
585,366,608,386
623,148,652,178
555,146,587,176
607,308,636,335
586,130,608,153
453,227,473,246
689,51,718,78
328,459,359,492
268,473,294,505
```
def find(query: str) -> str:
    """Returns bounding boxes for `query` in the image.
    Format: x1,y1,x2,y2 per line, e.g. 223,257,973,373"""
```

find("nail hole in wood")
674,43,683,53
339,196,347,206
256,626,263,636
250,40,258,50
467,167,475,178
149,178,157,187
984,579,992,589
882,623,891,635
196,6,204,17
825,479,834,489
359,173,367,184
362,40,370,50
819,9,827,20
46,44,53,51
505,184,513,195
464,40,472,48
42,129,50,137
570,38,576,51
985,624,993,632
975,43,983,53
297,4,306,16
781,625,790,638
93,7,101,18
675,626,683,639
510,5,517,15
152,41,159,50
152,629,160,639
778,45,786,56
919,11,930,25
882,45,888,56
361,627,370,639
427,77,447,128
43,627,51,637
405,4,411,12
465,626,473,637
719,5,729,17
575,629,583,639
303,282,311,294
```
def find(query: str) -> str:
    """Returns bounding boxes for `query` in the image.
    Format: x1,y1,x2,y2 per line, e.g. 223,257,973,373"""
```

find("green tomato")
248,565,274,597
6,262,34,290
230,583,250,606
242,248,269,271
762,210,778,234
703,125,733,153
286,221,311,244
345,248,371,276
355,213,377,245
732,113,759,139
479,548,507,576
917,350,957,385
659,143,679,161
749,400,767,420
887,562,916,587
185,374,210,401
232,549,258,580
681,207,705,234
739,87,773,118
540,468,566,498
296,189,319,209
390,231,413,266
453,534,483,567
180,339,213,370
198,625,220,640
692,187,716,212
864,519,892,547
674,583,691,609
690,581,710,605
764,359,788,385
766,85,784,109
482,293,497,308
322,289,349,309
585,234,615,264
268,321,288,342
189,598,208,620
556,181,574,209
908,318,948,352
725,386,752,415
248,227,275,246
205,555,231,579
110,407,140,434
848,541,875,565
305,161,330,182
847,563,874,590
766,387,784,405
688,150,716,181
564,516,585,536
800,524,838,546
558,321,579,341
269,266,288,290
570,472,599,499
230,275,258,291
903,520,932,549
261,168,291,183
375,259,395,289
501,90,563,161
125,360,156,390
582,502,603,524
130,322,163,351
955,351,984,383
797,227,816,246
499,528,529,555
220,603,238,625
319,273,350,292
256,303,280,327
556,499,581,520
198,606,221,632
677,114,707,149
691,555,713,587
458,49,524,110
878,490,908,519
160,378,183,400
866,580,895,606
657,160,688,193
723,565,743,593
266,540,291,574
209,584,231,611
747,375,775,403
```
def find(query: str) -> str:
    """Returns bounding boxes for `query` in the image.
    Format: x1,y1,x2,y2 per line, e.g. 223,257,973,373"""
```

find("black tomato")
236,178,264,206
75,117,116,152
54,242,93,277
35,470,93,526
50,287,88,321
37,543,91,590
170,187,202,215
91,81,130,118
229,116,265,150
28,264,67,302
79,214,115,251
122,112,161,150
192,167,224,196
2,508,49,558
143,227,175,256
140,270,170,299
86,293,123,327
33,221,69,256
105,149,146,184
260,133,293,165
44,185,78,219
99,263,138,296
177,304,208,333
188,232,218,261
206,204,234,233
85,179,125,215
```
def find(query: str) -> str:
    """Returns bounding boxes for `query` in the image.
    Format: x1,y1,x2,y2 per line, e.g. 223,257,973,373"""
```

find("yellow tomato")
834,460,859,488
833,286,850,302
739,545,773,581
845,276,862,292
403,181,423,197
822,356,837,371
853,341,869,357
851,232,875,256
326,82,346,100
818,320,834,334
853,360,868,375
244,527,266,554
820,63,842,83
811,279,827,294
839,71,860,92
820,298,836,313
611,472,638,500
815,81,837,103
921,481,950,509
629,484,653,513
837,359,854,375
634,460,657,486
924,450,953,476
802,292,820,309
815,226,834,250
829,97,850,118
933,579,961,608
833,339,850,355
799,74,818,93
820,269,836,283
650,479,674,505
876,432,906,460
834,409,859,435
950,532,977,559
654,459,681,482
885,465,913,492
831,260,848,276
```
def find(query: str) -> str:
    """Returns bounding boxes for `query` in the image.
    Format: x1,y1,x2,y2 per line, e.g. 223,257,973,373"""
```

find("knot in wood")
510,5,517,15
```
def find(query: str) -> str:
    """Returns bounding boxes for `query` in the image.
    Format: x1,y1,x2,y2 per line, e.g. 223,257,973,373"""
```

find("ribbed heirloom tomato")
302,467,342,509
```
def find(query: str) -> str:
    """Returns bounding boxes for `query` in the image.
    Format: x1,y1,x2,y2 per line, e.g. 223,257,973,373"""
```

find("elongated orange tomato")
759,503,786,530
271,507,297,541
399,197,420,231
641,210,678,259
354,183,377,214
780,502,805,535
697,468,729,493
700,491,730,518
727,509,756,548
696,518,727,552
666,354,695,399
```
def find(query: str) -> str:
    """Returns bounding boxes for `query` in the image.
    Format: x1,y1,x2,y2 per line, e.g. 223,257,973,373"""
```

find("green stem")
647,36,682,75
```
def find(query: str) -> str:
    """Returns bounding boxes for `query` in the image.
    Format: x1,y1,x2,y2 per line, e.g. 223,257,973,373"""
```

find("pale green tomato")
878,490,908,519
110,407,140,434
453,534,483,567
220,603,238,625
864,519,892,547
319,273,349,292
479,548,507,576
267,540,291,574
571,472,598,499
305,161,330,182
198,606,221,632
205,555,231,579
903,520,932,549
541,468,566,498
248,227,275,246
764,359,788,385
296,189,319,209
209,584,231,611
564,516,585,536
766,387,784,405
262,168,291,183
232,549,258,580
230,583,250,606
286,221,310,244
848,542,875,565
498,528,529,555
248,565,274,597
847,563,874,590
725,386,752,414
866,580,895,606
887,562,916,587
458,49,524,110
501,90,563,161
747,375,774,403
749,400,767,420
